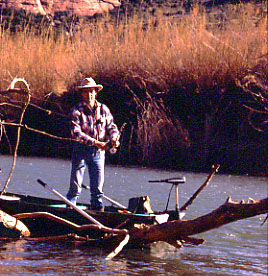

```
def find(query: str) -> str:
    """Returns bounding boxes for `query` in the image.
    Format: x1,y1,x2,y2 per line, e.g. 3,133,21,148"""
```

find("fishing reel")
106,141,118,155
107,123,127,155
109,147,117,155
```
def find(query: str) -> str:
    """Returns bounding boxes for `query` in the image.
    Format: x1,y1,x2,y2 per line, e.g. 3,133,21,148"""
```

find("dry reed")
0,2,267,165
0,3,266,96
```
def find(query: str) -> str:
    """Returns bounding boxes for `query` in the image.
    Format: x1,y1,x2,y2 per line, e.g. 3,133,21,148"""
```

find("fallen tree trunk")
1,196,266,259
130,197,268,247
0,209,30,237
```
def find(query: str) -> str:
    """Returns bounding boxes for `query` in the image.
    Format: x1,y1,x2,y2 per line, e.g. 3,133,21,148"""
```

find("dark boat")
0,192,171,237
0,176,185,239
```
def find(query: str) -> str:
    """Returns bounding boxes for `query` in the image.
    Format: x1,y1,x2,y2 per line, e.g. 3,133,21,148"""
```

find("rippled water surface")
0,155,267,275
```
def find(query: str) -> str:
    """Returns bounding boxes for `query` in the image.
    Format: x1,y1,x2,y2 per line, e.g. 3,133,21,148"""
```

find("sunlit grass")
0,2,266,169
0,2,266,99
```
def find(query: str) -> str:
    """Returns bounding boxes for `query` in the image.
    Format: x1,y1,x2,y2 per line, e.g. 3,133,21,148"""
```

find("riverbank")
0,1,267,176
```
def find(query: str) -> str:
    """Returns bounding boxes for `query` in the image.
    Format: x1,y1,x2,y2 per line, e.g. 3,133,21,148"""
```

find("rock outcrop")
0,0,121,17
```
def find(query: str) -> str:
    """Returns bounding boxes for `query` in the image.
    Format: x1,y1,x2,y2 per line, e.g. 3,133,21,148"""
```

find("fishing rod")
107,122,127,155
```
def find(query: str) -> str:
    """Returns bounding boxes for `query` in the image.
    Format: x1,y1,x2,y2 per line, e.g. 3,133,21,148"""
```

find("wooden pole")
180,164,220,211
37,179,128,235
38,179,105,227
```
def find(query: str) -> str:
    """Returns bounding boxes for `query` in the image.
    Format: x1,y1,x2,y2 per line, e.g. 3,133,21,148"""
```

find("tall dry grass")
0,3,266,97
0,2,267,165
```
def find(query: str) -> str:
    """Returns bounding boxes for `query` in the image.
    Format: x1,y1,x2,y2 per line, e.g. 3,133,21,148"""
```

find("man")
67,77,120,211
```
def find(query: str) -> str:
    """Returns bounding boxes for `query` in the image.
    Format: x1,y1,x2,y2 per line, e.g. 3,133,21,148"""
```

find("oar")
82,184,127,209
37,179,105,227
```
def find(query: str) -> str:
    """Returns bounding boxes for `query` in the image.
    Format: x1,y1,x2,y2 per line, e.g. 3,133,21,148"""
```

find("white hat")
77,77,103,92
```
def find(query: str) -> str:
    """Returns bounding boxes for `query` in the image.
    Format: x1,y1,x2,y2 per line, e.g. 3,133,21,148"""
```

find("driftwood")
0,194,266,260
3,211,131,259
180,164,220,211
0,209,30,237
14,212,127,235
3,196,267,251
129,196,268,248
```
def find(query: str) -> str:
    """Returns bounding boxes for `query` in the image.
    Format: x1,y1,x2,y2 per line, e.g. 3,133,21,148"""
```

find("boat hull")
0,192,169,239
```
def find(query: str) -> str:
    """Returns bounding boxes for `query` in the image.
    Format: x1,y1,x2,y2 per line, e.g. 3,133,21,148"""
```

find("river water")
0,155,267,276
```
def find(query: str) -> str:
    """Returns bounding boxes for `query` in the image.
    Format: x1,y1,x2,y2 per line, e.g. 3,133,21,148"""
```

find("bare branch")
1,79,31,195
129,197,268,244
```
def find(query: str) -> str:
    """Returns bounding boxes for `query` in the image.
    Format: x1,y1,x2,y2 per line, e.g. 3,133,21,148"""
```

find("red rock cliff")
0,0,121,16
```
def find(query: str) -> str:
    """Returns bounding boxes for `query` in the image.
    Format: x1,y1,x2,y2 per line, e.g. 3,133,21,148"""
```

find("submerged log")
129,197,268,246
0,209,30,237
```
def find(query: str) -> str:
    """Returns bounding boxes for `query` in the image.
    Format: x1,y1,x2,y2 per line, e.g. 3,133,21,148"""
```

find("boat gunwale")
0,192,169,220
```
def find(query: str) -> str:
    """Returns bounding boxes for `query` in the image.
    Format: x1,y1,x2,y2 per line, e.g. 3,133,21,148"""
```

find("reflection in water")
0,229,266,276
0,155,267,275
0,240,28,261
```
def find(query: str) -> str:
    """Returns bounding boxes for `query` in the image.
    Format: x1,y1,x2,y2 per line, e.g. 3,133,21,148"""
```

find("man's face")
81,87,97,106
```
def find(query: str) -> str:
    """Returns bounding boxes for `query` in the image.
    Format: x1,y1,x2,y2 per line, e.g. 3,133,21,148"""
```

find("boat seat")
127,195,154,214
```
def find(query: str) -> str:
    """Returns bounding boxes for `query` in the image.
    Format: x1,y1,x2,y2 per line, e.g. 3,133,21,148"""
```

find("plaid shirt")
70,100,119,146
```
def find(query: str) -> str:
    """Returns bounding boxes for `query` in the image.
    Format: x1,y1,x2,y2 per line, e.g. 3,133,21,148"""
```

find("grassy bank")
0,1,267,175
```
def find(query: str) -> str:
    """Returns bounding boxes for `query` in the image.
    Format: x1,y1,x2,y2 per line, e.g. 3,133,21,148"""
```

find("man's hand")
94,139,120,151
111,139,120,148
94,141,109,151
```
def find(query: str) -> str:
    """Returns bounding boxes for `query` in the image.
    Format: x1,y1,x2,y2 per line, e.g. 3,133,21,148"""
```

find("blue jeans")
67,146,105,208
